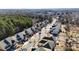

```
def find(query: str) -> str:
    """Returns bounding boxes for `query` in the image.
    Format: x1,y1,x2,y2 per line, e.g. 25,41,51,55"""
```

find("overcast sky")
0,0,78,9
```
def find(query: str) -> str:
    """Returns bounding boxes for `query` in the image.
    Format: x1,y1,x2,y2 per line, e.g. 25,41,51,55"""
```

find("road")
16,18,57,51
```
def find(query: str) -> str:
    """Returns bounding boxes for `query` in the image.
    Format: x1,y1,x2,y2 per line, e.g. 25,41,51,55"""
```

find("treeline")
0,15,32,40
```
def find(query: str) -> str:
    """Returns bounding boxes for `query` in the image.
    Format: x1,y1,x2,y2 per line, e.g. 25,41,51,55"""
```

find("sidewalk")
16,18,57,51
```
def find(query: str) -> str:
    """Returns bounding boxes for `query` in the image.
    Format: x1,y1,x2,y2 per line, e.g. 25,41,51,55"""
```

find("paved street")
16,18,57,51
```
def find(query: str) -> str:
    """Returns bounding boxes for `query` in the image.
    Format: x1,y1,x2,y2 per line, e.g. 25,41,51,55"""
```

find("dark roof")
43,37,54,41
4,39,10,45
39,40,47,44
43,43,51,49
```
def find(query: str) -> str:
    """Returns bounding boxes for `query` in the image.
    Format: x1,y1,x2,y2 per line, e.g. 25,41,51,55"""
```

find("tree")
0,15,32,40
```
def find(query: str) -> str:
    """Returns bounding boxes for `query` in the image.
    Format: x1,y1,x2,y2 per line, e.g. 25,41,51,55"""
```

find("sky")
0,0,78,9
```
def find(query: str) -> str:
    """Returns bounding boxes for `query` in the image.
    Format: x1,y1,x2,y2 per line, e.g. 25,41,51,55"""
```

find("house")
25,28,33,37
15,31,27,43
36,23,42,31
42,37,55,50
31,26,37,33
42,21,46,27
50,24,61,37
0,36,17,51
37,36,55,51
0,40,7,50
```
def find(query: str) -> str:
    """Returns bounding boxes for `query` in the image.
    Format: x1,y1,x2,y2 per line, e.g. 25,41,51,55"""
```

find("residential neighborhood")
0,9,79,51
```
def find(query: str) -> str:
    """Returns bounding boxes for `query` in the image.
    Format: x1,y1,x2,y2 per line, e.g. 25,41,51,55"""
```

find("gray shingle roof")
25,28,33,35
